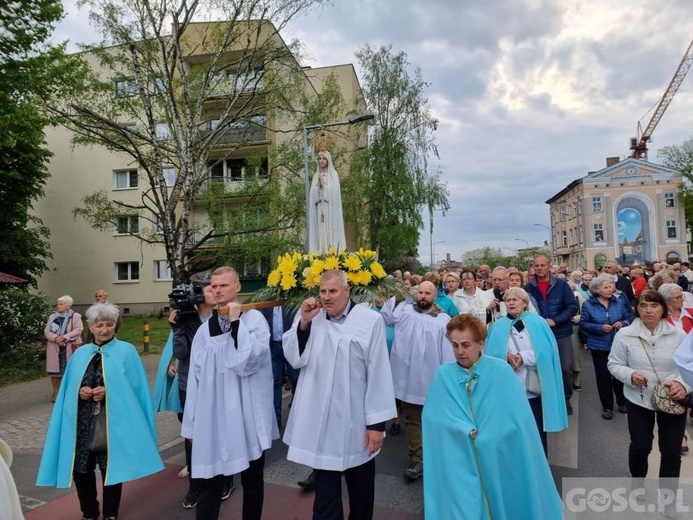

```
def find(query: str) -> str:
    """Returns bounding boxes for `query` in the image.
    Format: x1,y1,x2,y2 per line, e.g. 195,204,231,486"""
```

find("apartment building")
33,21,367,313
546,157,688,270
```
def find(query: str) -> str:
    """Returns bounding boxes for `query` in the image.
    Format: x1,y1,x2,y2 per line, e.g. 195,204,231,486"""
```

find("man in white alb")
182,266,278,520
283,270,396,520
380,280,453,482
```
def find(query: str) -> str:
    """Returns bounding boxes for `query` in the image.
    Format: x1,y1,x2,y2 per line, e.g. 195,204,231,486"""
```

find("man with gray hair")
604,260,635,308
283,269,396,519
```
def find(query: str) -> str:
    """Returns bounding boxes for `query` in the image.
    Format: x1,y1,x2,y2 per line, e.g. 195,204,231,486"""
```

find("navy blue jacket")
579,295,634,351
525,275,578,339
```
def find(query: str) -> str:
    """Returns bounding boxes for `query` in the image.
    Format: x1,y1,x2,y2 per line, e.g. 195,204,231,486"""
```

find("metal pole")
303,126,311,251
142,320,150,353
429,210,433,267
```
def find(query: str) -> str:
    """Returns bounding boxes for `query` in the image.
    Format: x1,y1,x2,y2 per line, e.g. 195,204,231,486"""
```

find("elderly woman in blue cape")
485,287,568,456
308,150,347,253
37,302,163,520
422,314,562,519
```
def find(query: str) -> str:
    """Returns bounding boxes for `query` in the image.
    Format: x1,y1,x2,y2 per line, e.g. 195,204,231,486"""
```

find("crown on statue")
313,130,333,152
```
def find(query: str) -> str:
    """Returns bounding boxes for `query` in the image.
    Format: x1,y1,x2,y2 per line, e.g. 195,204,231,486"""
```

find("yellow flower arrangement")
258,248,397,310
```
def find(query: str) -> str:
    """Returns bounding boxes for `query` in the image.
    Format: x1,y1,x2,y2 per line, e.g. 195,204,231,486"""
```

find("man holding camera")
182,266,277,520
168,279,236,508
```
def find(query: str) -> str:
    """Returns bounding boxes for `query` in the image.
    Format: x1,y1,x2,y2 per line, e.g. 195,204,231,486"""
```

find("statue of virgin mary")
308,149,347,253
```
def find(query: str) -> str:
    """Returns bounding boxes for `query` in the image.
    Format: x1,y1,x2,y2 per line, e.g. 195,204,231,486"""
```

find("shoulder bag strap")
638,337,661,384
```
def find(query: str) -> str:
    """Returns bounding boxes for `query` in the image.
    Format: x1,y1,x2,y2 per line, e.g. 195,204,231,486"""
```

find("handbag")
509,331,541,395
639,339,686,415
89,401,108,452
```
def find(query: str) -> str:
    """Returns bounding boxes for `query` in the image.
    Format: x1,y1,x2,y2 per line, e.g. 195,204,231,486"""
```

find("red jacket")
632,277,647,298
665,308,693,333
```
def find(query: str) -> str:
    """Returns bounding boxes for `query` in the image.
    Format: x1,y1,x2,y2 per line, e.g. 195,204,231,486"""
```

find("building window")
562,231,567,246
155,122,172,140
560,207,566,222
153,214,163,234
114,169,138,189
154,260,172,281
594,223,604,242
578,226,584,244
115,262,139,282
592,197,602,212
229,69,265,93
115,216,139,235
667,220,677,238
151,77,165,95
115,78,136,97
163,167,175,186
665,192,676,208
207,157,269,183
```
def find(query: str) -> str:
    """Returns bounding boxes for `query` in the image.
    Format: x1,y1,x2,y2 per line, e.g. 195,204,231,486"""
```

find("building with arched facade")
546,157,688,270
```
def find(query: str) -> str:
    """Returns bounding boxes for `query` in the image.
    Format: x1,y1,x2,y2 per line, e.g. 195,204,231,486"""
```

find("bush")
0,287,52,352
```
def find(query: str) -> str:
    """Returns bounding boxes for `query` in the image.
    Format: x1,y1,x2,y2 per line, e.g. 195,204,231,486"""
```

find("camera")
168,282,206,313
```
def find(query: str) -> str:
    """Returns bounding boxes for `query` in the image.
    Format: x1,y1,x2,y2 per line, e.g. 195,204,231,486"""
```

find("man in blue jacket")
525,256,578,415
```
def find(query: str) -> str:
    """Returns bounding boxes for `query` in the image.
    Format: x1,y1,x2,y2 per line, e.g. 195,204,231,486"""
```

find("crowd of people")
20,256,693,519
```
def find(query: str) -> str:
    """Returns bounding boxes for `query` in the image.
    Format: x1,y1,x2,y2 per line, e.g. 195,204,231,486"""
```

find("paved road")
2,349,693,518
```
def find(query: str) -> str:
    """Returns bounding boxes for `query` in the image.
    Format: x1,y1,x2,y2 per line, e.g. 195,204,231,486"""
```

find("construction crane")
630,38,693,161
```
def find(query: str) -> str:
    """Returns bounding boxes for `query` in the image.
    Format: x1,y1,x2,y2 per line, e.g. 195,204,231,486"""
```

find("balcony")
199,123,269,148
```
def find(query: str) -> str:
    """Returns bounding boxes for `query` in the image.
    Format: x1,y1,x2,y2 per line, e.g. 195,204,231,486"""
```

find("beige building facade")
547,157,688,271
33,23,367,314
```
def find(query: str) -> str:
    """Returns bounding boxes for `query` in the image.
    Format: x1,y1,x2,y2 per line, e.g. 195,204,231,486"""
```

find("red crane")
630,38,693,160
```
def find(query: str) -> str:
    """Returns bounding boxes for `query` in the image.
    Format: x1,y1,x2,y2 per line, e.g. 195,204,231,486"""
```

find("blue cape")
422,357,563,519
485,312,568,432
152,331,183,413
37,339,164,488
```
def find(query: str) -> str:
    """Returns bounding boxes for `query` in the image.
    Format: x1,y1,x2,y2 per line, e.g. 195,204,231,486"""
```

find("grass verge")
0,316,172,387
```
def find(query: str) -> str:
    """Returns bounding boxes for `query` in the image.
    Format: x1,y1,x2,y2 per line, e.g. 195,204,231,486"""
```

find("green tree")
659,136,693,244
48,0,327,284
0,0,76,285
351,44,449,262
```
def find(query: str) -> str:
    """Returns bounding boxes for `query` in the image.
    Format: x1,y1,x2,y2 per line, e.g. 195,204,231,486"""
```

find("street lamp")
303,113,375,249
534,223,550,231
515,238,530,249
501,246,516,256
432,241,446,268
429,207,446,266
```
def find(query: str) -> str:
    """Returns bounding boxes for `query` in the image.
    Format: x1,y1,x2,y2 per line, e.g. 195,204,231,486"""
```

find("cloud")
53,0,693,266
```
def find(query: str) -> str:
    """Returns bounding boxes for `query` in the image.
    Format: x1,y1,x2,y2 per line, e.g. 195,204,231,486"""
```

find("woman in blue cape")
37,303,163,520
152,330,182,413
485,287,568,455
422,314,562,519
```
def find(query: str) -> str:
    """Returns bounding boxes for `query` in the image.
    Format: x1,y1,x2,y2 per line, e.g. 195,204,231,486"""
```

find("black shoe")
566,402,573,416
602,409,614,420
388,422,401,436
618,404,628,414
221,476,235,501
404,462,423,482
572,384,582,391
298,470,316,490
183,489,200,509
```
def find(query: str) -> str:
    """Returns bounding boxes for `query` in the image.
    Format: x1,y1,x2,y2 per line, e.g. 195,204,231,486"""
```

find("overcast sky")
53,0,693,264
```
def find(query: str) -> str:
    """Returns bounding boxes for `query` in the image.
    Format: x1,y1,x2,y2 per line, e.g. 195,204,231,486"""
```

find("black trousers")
313,458,375,520
196,453,265,520
591,349,625,411
626,401,687,478
73,461,122,519
528,396,548,457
